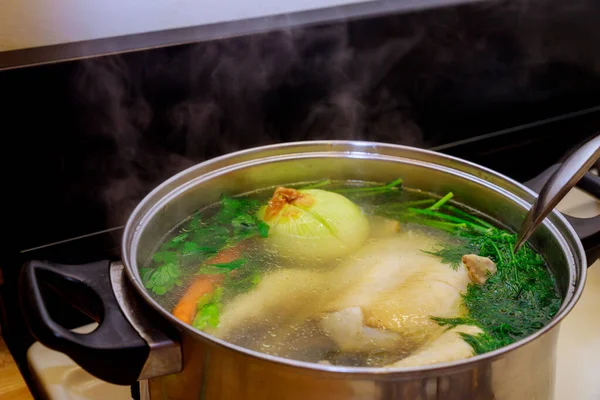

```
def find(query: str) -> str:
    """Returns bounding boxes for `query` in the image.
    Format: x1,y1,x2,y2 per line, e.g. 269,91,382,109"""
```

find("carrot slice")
206,244,244,264
172,275,223,324
172,242,246,324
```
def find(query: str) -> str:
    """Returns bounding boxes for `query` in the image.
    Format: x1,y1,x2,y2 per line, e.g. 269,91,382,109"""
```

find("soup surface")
141,179,561,368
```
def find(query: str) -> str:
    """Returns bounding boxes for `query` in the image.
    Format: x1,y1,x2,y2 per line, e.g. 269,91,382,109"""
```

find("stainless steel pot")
20,140,600,400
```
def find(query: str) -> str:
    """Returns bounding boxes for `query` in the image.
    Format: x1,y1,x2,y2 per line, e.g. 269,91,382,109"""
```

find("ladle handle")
515,134,600,252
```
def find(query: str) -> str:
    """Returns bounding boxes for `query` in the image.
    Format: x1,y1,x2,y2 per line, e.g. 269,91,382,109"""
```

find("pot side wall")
145,325,559,400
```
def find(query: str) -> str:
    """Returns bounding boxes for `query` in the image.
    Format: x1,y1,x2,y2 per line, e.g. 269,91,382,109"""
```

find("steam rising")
70,0,600,226
73,23,429,225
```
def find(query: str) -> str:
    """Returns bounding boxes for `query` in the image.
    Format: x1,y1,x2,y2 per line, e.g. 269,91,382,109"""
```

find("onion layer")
257,187,370,260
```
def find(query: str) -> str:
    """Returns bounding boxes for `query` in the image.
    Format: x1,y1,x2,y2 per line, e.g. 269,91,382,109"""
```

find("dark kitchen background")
1,0,600,395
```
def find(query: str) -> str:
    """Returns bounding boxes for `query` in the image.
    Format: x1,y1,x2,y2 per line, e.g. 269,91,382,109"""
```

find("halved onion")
257,187,370,260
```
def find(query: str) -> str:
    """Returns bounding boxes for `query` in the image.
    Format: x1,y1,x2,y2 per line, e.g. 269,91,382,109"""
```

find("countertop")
0,337,33,400
555,187,600,400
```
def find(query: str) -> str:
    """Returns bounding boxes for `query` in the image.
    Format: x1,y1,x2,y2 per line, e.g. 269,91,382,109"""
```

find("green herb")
224,269,262,296
409,208,491,234
231,214,269,242
193,303,221,329
198,258,248,275
444,205,495,229
459,332,501,354
192,268,263,330
139,267,154,284
214,195,260,224
378,192,562,355
171,233,190,244
143,195,269,296
152,251,178,263
209,258,248,270
182,242,199,253
187,226,230,255
423,240,476,270
192,287,223,330
432,220,559,353
198,287,223,309
180,241,221,256
430,316,476,329
394,212,469,232
428,192,453,211
141,261,182,295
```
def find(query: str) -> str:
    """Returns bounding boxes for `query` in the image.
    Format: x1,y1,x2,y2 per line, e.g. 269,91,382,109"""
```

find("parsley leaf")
183,241,199,253
214,196,260,224
198,258,248,275
207,258,248,271
232,214,269,238
142,262,182,295
193,303,221,329
152,251,178,264
139,267,154,283
144,194,270,296
225,270,262,295
192,287,223,330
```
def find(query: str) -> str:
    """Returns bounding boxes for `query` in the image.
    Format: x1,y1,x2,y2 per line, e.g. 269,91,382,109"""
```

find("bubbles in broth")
140,179,562,368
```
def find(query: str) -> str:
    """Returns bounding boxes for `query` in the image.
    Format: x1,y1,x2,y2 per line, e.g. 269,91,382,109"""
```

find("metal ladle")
514,134,600,253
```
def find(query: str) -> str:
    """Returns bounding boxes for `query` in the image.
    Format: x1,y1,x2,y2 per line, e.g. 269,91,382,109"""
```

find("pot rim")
122,140,587,377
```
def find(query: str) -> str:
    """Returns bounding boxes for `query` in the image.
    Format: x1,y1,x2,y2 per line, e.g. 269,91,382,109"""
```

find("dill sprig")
422,240,476,270
376,192,562,355
430,316,476,329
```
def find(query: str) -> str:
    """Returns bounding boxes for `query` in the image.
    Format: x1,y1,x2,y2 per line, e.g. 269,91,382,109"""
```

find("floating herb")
192,287,223,330
191,266,263,329
198,258,248,275
429,316,477,330
143,195,269,295
335,178,403,196
377,192,562,354
428,192,453,211
141,262,182,295
423,240,476,270
221,268,263,304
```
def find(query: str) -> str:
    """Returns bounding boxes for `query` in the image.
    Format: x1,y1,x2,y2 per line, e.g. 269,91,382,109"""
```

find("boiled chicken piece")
462,254,497,285
320,307,406,352
385,324,483,368
325,234,473,340
210,231,497,367
207,268,327,339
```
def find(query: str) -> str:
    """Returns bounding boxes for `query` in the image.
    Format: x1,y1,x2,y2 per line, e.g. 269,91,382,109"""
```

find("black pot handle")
524,165,600,265
19,260,150,385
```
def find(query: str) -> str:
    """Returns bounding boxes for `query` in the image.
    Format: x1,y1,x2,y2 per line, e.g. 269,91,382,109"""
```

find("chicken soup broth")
141,179,561,368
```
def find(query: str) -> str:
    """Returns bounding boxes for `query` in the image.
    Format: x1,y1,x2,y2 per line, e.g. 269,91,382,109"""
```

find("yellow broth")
140,180,561,367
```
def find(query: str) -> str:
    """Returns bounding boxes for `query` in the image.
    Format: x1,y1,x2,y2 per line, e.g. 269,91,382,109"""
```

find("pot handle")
524,165,600,266
19,260,182,385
